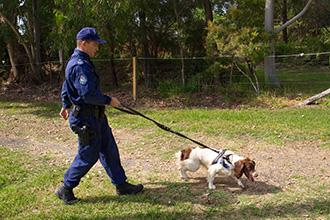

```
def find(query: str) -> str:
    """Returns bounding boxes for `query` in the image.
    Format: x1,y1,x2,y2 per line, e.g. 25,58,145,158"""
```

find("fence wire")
1,52,330,97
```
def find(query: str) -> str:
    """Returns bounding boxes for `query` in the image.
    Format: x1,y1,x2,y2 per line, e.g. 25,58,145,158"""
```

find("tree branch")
234,62,259,94
0,10,36,79
275,0,313,33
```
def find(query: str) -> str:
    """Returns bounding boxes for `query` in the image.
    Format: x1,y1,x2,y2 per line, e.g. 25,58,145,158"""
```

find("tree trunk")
31,0,42,82
58,49,64,71
264,0,280,86
180,47,185,86
6,41,19,82
264,0,313,86
57,49,64,83
202,0,213,24
105,22,118,87
0,10,38,83
281,0,288,43
139,11,152,88
298,88,330,106
173,0,185,86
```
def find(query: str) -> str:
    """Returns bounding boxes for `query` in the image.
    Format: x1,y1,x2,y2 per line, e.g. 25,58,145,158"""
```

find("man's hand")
110,97,121,108
59,107,69,120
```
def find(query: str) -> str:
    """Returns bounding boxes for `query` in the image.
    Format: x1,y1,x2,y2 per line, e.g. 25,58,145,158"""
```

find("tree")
264,0,313,86
280,0,288,43
0,2,20,81
0,0,54,83
207,21,268,94
202,0,213,23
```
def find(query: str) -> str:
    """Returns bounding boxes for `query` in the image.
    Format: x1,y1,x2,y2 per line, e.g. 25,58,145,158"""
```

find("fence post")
132,56,137,101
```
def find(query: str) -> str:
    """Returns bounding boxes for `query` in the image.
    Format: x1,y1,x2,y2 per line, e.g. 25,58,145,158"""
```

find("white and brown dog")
176,147,257,189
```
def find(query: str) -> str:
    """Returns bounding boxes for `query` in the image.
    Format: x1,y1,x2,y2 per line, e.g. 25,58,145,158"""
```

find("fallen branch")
298,88,330,106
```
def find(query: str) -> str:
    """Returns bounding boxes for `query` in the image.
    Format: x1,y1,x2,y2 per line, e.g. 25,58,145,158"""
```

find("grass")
0,146,329,219
276,66,330,95
1,100,329,147
0,99,329,219
108,107,330,147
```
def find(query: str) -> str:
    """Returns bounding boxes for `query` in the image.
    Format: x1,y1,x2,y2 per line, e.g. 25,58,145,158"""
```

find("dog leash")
114,104,220,153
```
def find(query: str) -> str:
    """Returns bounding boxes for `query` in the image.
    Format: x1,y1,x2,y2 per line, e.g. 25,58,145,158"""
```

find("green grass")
0,100,329,219
0,100,329,147
0,147,329,219
276,66,330,94
107,107,330,146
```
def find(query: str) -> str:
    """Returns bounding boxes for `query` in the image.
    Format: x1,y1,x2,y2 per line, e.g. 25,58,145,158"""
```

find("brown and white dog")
176,147,257,189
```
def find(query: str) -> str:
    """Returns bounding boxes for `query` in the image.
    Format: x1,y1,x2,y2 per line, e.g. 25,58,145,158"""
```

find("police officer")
55,27,143,205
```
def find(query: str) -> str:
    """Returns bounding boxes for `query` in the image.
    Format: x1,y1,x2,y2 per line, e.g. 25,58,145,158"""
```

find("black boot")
116,182,144,195
55,184,80,205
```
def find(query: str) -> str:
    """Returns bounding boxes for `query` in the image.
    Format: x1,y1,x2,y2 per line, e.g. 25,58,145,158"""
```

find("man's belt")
72,105,105,119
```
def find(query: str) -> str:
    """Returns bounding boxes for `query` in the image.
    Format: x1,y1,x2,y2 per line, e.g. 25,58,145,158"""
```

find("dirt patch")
1,129,329,194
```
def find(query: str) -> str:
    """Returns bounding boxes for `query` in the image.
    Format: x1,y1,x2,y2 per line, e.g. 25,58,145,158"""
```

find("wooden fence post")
132,56,137,101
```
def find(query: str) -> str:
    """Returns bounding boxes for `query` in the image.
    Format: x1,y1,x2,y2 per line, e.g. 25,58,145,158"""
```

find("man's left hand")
59,107,69,120
110,97,121,108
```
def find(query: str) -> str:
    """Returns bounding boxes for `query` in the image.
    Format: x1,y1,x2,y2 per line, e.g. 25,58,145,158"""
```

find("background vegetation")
0,0,329,99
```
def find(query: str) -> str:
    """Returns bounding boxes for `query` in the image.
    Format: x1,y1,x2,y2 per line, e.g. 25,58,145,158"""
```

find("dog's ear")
243,158,256,181
234,160,245,178
180,148,192,161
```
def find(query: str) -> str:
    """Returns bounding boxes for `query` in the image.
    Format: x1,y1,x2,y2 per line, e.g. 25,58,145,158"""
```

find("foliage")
206,18,268,94
1,0,330,90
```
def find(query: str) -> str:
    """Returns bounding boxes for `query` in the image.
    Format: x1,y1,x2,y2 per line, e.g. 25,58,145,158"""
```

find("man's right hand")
59,107,69,120
110,97,121,108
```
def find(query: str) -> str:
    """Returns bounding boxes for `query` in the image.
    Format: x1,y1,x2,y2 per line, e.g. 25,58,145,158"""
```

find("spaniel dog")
176,147,257,189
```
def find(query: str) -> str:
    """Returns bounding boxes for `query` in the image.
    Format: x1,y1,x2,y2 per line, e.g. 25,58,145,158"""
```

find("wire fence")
1,52,330,98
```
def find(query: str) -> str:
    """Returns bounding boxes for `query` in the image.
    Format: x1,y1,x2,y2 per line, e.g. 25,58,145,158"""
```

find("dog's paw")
239,184,245,189
236,179,245,189
208,184,216,190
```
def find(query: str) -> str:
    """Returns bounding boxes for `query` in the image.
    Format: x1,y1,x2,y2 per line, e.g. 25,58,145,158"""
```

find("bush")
156,80,183,97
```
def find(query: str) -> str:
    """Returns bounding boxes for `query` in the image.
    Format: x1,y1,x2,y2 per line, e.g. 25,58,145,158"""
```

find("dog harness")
211,149,233,169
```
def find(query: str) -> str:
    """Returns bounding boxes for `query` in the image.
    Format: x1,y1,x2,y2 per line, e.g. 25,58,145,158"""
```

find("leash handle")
115,104,220,153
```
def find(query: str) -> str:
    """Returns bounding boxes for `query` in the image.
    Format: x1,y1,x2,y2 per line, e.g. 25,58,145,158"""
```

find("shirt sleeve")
60,81,72,109
71,65,111,106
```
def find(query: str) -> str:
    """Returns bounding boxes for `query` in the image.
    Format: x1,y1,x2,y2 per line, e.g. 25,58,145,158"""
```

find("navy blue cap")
76,27,107,44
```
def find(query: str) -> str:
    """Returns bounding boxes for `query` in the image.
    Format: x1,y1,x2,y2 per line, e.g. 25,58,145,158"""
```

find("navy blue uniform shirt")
61,49,111,109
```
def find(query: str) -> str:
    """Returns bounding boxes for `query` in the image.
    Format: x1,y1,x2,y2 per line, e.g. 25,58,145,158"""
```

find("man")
55,27,143,205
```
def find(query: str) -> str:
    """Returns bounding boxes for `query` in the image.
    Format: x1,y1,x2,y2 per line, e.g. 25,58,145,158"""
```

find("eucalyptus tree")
286,0,330,50
0,1,20,81
0,0,41,82
0,0,55,83
264,0,313,86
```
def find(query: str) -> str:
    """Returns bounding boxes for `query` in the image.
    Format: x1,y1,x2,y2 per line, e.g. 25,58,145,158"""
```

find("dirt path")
1,129,329,194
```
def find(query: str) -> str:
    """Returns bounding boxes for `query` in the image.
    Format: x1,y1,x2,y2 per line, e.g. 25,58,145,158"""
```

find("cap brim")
96,39,107,44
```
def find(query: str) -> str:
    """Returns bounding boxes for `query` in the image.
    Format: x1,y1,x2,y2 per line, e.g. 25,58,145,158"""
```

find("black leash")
114,104,220,153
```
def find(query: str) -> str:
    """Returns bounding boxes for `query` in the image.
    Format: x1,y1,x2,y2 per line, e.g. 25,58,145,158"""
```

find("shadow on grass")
78,178,330,219
82,177,282,207
219,197,330,219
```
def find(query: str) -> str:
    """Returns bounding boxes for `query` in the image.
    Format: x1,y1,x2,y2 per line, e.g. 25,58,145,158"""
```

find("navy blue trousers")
64,115,127,188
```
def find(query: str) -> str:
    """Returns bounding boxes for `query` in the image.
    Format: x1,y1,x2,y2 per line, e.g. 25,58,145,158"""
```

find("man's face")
82,40,99,57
